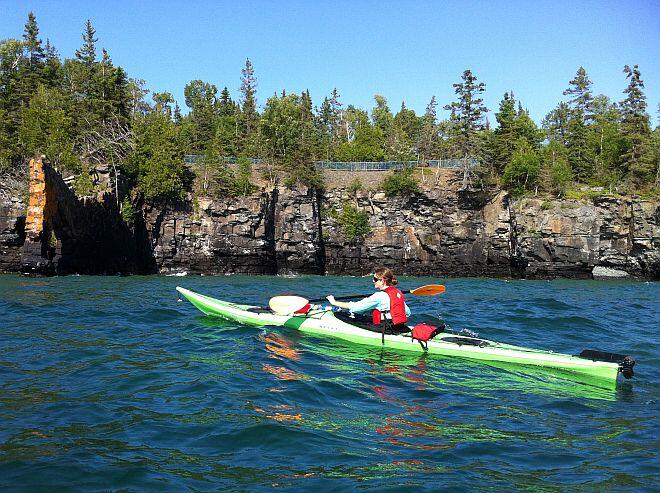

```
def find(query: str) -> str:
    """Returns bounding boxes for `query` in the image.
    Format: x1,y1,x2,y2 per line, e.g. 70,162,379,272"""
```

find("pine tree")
589,95,622,185
491,91,517,173
16,13,46,105
542,102,570,145
443,69,488,160
183,79,218,153
393,101,421,153
563,66,594,122
218,87,234,117
23,12,45,69
42,39,61,87
566,110,593,182
619,64,653,184
443,70,488,188
239,58,258,150
418,96,438,161
75,19,97,66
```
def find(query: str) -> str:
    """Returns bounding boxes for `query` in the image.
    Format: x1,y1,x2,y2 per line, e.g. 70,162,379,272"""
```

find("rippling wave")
0,275,658,491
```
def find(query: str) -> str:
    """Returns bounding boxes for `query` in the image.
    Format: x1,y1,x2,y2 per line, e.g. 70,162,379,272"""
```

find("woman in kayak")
326,267,411,334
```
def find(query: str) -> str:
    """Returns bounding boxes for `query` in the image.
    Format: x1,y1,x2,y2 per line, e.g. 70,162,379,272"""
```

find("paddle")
268,284,446,315
269,295,309,315
308,284,446,302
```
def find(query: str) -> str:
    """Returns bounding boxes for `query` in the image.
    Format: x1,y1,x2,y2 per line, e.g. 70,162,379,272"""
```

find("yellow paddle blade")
409,284,446,296
269,295,309,315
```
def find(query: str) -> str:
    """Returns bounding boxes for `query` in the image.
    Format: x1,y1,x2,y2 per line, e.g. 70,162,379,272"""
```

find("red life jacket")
372,286,407,325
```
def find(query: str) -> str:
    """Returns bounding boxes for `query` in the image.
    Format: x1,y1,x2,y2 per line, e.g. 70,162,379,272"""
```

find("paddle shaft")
307,290,414,303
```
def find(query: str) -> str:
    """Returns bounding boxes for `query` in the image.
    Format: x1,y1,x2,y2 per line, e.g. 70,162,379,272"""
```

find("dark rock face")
0,196,25,273
19,159,148,275
1,163,658,279
145,186,325,275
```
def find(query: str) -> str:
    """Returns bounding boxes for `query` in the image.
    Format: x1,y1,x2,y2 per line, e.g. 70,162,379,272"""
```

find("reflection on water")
0,274,657,491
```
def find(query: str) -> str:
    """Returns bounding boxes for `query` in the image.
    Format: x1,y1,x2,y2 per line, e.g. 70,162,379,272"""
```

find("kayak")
176,287,635,383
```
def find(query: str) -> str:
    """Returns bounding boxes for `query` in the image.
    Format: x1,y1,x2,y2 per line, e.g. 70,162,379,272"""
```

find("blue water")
0,274,658,492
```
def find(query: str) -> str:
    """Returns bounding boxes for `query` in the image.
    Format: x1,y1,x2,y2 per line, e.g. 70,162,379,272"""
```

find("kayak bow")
176,286,635,383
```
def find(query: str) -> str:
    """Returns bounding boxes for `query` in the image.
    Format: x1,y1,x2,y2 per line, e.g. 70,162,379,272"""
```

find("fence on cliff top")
184,155,476,171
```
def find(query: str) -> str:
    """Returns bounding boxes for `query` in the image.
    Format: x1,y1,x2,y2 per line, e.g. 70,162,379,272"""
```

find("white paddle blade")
269,295,309,315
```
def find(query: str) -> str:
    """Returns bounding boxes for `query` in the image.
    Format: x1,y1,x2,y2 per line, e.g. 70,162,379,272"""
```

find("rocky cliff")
1,163,658,279
12,158,149,275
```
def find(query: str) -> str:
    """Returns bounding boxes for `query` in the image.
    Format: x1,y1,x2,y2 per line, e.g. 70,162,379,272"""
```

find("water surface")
0,275,658,491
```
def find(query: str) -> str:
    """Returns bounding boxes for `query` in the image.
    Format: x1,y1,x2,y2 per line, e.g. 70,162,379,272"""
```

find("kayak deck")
176,286,634,383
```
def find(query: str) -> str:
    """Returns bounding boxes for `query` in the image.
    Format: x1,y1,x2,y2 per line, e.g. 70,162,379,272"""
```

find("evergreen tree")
443,69,488,160
298,89,317,161
540,141,572,196
183,79,217,153
514,102,542,148
619,64,653,184
239,58,258,151
491,91,517,173
418,96,438,161
394,101,421,149
563,66,594,122
217,87,234,117
18,85,78,171
23,12,45,69
542,102,570,145
386,120,415,161
14,13,46,107
129,105,188,201
75,19,97,66
0,39,25,165
589,95,623,185
444,69,488,187
317,88,342,159
566,109,593,182
42,39,61,87
212,87,238,157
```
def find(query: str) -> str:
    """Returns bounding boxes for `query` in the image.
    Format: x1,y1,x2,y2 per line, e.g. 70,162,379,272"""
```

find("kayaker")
326,267,411,334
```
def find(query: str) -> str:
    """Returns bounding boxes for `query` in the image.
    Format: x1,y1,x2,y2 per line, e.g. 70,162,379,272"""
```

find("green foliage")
334,202,371,242
183,79,217,152
619,65,654,186
443,69,488,158
120,197,135,223
129,110,188,201
491,93,543,174
382,168,419,197
566,109,594,182
503,139,540,194
234,156,256,196
540,141,572,197
18,85,79,171
73,162,95,196
347,177,363,196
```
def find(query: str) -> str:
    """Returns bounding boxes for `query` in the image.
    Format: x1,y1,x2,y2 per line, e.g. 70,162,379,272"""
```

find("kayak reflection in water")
326,267,411,335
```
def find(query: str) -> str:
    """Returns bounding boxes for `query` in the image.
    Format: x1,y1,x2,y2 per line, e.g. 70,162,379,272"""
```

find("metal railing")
183,155,476,171
314,158,476,171
184,155,264,165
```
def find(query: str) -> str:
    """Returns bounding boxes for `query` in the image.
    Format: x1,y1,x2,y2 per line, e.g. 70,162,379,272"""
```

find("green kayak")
176,286,635,383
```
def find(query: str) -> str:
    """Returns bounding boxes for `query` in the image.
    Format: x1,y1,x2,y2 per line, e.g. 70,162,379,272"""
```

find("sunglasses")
373,277,380,283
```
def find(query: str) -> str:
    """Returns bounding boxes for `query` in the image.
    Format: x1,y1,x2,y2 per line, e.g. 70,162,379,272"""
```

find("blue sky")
2,0,659,125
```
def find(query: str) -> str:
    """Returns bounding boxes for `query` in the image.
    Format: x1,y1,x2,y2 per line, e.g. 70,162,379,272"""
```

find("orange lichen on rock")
25,158,46,241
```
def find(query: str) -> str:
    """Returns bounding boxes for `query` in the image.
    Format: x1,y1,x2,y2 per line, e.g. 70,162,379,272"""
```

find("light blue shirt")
347,291,411,317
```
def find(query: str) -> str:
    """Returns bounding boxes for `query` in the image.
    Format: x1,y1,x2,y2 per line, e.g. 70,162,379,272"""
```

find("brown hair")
374,267,398,286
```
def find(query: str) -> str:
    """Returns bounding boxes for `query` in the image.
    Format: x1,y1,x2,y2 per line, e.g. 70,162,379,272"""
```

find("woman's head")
373,267,398,287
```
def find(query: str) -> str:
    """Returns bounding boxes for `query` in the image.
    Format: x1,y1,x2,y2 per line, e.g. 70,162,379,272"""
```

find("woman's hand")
326,295,336,305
